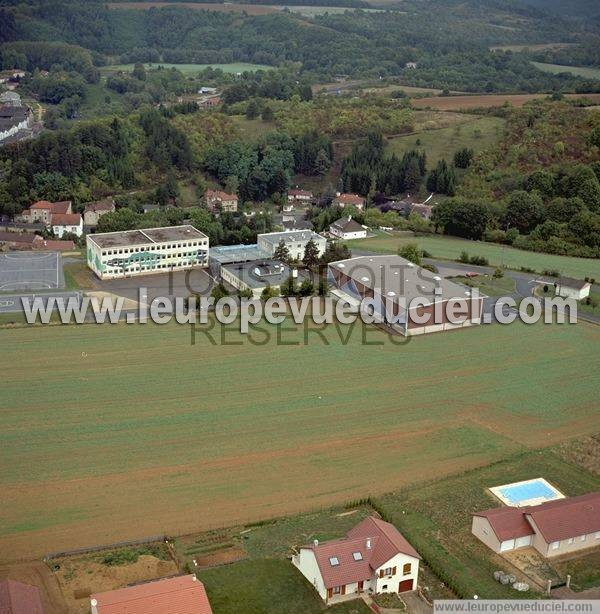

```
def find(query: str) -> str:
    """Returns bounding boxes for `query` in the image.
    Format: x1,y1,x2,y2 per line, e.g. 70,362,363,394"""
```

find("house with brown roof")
0,230,44,250
292,516,420,605
90,574,212,614
205,189,238,213
329,216,367,240
0,579,44,614
51,213,83,238
23,200,72,225
287,189,313,203
84,199,115,227
333,193,365,211
472,492,600,558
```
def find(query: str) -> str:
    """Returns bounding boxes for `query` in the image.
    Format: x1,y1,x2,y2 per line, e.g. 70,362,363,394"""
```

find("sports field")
1,317,599,562
348,232,600,279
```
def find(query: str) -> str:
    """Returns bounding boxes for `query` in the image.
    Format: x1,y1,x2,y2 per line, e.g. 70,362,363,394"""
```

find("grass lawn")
347,232,600,280
375,448,600,598
100,62,271,75
0,318,598,561
197,559,371,614
531,62,600,81
386,116,505,168
230,115,277,141
553,551,600,591
578,291,600,317
449,274,516,297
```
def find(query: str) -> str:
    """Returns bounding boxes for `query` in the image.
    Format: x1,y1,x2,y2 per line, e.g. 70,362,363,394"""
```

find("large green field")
100,62,271,75
0,317,598,562
531,62,600,80
348,232,600,279
387,116,505,168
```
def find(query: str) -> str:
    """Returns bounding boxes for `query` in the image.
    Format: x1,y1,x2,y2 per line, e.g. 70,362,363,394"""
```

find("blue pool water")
499,480,558,504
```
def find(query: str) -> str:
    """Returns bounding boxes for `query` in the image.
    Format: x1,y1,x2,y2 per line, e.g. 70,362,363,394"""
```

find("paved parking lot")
0,251,64,291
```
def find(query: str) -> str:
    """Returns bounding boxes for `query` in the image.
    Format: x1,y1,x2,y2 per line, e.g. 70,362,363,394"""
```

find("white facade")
257,231,327,261
53,218,83,238
87,226,209,280
0,116,29,143
292,549,419,605
555,282,591,301
330,226,367,240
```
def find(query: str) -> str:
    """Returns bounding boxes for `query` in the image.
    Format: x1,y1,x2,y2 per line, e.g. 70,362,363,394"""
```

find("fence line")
44,535,167,561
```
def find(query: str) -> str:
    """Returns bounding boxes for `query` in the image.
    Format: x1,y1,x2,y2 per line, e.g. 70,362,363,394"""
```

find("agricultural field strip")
0,319,598,561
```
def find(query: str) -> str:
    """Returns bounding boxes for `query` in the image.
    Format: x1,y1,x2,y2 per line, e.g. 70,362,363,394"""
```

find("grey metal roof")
258,230,326,246
222,259,291,289
329,255,476,304
210,243,269,265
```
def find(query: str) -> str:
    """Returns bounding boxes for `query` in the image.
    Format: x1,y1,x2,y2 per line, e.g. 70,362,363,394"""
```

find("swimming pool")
489,478,565,507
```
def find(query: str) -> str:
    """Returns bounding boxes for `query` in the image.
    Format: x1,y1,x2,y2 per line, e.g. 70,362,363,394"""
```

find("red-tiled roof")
51,213,81,226
36,240,76,251
474,492,600,543
30,200,71,214
91,575,212,614
473,507,535,541
335,193,364,205
303,517,419,589
525,492,600,542
0,579,44,614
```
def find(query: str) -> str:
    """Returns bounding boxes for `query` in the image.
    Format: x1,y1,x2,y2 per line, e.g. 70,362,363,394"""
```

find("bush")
542,269,560,278
470,255,489,266
459,250,470,264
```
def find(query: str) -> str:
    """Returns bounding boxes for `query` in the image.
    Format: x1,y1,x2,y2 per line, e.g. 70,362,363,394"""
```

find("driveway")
401,591,433,614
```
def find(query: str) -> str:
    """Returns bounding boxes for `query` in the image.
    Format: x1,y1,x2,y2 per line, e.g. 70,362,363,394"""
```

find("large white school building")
87,225,209,280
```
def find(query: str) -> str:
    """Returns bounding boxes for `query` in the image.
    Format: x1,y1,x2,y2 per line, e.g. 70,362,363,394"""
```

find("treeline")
340,132,458,197
525,41,600,68
2,0,597,87
203,130,332,202
222,70,312,105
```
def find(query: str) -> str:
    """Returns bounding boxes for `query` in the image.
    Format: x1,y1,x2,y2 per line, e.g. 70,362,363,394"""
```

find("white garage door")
500,539,515,552
515,535,532,548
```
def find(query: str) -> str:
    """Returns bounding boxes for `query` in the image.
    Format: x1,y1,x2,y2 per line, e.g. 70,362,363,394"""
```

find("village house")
90,575,212,614
554,277,591,301
329,216,367,240
472,491,600,558
52,213,83,238
22,200,72,225
292,516,420,605
84,198,115,227
205,189,238,213
333,192,365,211
288,189,313,204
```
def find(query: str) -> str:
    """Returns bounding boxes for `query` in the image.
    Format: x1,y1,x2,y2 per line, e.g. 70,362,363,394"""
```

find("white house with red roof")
472,491,600,558
51,213,83,238
292,516,420,605
90,574,212,614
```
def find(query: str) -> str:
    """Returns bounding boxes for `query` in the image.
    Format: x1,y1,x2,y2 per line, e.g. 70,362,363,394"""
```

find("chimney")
313,539,319,548
366,538,372,549
336,191,341,197
90,598,99,614
348,215,352,221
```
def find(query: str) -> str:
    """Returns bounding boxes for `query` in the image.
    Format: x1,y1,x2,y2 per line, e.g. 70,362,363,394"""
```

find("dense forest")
1,0,599,90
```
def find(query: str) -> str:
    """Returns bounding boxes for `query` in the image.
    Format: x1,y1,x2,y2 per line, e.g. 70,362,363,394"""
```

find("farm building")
21,200,72,226
554,277,591,301
292,516,420,605
205,189,238,213
0,579,44,614
87,225,209,280
90,574,212,614
472,491,600,558
329,216,367,240
84,199,116,227
333,193,365,211
220,258,291,299
328,255,483,336
257,230,327,261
